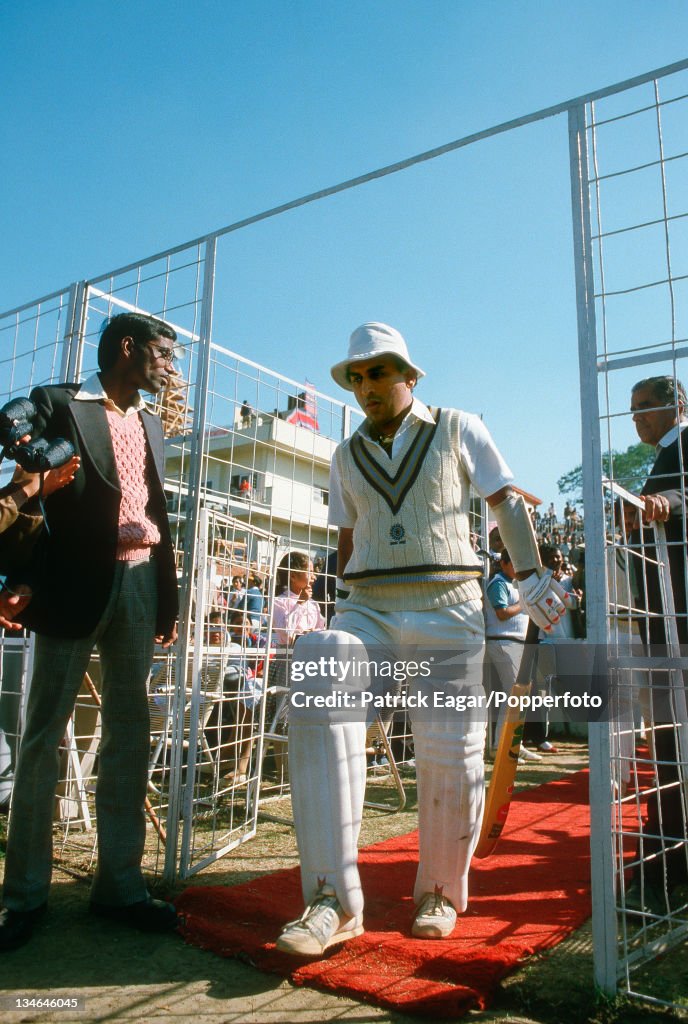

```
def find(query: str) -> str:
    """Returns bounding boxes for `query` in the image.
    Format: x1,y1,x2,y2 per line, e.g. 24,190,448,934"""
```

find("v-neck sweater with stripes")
334,408,483,611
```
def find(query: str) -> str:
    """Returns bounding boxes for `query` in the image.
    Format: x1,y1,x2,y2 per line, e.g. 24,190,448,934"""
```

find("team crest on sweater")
389,522,406,545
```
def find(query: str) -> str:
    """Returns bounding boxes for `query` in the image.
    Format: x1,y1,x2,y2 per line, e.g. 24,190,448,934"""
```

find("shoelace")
287,890,340,929
421,893,447,917
304,892,339,918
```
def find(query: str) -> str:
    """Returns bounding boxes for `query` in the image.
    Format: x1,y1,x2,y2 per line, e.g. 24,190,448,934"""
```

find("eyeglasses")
148,342,177,365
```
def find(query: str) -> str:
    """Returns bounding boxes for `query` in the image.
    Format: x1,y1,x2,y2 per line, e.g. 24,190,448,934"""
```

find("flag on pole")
286,380,319,431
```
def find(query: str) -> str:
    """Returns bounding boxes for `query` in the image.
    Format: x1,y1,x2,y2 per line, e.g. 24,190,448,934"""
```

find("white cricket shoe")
412,888,457,939
518,745,543,762
276,884,364,956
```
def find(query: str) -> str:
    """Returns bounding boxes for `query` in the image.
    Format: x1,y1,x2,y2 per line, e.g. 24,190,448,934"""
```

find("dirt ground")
1,742,686,1024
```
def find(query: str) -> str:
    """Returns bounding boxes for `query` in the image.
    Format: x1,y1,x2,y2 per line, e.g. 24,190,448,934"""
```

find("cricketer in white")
276,322,569,956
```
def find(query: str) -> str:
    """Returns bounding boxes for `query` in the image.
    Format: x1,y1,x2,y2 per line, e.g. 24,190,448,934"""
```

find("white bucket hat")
330,322,426,392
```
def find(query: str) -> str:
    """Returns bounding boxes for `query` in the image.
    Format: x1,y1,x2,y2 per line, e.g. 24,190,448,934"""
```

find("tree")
557,442,655,501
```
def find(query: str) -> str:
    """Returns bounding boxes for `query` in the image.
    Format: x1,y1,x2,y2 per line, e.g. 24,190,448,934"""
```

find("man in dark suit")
0,312,179,950
627,374,688,910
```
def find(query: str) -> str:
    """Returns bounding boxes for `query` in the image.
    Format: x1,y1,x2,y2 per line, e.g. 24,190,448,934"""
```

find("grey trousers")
3,559,158,911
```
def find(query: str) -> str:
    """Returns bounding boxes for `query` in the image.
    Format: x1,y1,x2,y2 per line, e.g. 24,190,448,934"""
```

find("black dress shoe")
0,904,47,951
89,897,179,933
670,883,688,911
624,879,666,916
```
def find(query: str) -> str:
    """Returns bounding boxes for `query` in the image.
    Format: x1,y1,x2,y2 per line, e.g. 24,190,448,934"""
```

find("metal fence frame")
570,66,688,1008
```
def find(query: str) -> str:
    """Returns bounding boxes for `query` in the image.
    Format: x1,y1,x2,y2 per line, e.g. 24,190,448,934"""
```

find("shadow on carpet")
177,770,592,1018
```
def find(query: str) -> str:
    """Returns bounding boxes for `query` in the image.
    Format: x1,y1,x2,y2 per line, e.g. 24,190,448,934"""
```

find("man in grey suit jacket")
0,312,180,950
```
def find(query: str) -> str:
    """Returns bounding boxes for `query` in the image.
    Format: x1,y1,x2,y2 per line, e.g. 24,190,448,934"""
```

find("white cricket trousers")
288,597,486,920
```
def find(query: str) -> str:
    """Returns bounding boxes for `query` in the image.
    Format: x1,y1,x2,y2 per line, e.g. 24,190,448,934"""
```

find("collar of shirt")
74,372,148,418
278,592,316,621
358,396,433,456
657,418,688,450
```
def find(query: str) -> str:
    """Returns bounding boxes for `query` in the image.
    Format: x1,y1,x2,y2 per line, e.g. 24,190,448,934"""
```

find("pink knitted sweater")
106,409,161,561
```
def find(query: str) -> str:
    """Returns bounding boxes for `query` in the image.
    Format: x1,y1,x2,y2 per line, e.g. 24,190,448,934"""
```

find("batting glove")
517,570,571,633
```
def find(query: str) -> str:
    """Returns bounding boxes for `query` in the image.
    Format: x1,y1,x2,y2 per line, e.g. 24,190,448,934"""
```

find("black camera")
0,396,75,471
13,437,76,472
0,397,35,448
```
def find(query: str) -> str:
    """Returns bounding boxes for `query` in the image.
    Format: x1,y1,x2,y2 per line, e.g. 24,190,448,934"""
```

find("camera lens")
0,396,36,424
0,396,36,448
14,437,75,473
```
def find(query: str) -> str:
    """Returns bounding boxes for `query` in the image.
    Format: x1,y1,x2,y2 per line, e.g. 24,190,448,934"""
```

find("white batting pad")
412,713,486,912
288,629,369,918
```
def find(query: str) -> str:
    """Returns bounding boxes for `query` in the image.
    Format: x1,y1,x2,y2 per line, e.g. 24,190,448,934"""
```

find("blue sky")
2,1,688,510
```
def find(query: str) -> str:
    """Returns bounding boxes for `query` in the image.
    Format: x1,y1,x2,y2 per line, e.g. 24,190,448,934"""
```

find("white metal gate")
571,65,688,1008
160,508,278,879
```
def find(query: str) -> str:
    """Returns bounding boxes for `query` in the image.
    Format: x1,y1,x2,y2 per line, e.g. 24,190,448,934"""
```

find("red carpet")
177,770,593,1017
